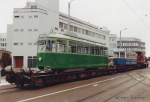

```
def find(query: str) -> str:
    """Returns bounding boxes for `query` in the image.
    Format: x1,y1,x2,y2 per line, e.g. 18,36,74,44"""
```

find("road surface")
0,68,150,102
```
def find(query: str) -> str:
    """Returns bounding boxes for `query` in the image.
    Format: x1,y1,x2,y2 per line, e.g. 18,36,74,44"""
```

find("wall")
7,1,59,68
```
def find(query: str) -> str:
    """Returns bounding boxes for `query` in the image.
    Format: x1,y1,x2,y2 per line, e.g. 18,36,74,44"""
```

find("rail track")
0,86,20,95
77,72,147,102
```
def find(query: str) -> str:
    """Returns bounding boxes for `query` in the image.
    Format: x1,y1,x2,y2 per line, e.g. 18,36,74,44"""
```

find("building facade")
116,37,145,58
0,33,7,50
108,34,117,57
7,0,110,68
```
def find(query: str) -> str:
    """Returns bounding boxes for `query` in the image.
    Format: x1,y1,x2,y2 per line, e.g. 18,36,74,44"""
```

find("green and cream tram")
37,33,108,71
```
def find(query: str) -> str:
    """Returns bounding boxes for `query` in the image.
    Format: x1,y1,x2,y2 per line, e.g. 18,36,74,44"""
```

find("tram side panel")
37,52,108,71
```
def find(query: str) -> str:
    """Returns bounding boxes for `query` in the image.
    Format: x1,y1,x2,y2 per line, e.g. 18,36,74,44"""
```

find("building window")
34,15,38,18
34,29,38,31
31,5,37,9
14,16,19,18
70,25,73,31
14,29,19,32
77,28,81,33
28,42,32,45
82,29,85,34
20,29,24,32
20,43,23,45
74,26,77,32
28,29,32,32
21,16,24,18
28,56,37,68
1,43,3,47
59,22,63,28
34,42,37,45
29,16,32,18
64,24,68,30
85,30,88,35
14,42,19,46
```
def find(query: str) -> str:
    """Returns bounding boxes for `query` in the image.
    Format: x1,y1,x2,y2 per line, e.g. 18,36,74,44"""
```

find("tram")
37,33,108,71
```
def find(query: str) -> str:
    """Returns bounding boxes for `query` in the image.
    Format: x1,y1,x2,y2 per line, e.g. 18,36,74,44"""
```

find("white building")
0,33,7,50
108,34,117,57
116,37,145,58
7,0,110,68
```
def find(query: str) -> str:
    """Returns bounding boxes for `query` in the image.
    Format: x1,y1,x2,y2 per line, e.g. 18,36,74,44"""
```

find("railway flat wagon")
1,34,148,88
113,58,137,65
3,34,109,87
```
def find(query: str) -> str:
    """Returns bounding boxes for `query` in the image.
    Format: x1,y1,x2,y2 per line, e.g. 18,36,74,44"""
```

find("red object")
14,56,23,68
137,52,146,64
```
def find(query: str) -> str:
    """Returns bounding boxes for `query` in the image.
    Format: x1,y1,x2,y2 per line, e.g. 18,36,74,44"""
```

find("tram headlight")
38,57,42,62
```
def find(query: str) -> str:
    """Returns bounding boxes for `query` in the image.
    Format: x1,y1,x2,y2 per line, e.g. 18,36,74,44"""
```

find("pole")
68,1,71,34
119,28,127,58
119,30,122,58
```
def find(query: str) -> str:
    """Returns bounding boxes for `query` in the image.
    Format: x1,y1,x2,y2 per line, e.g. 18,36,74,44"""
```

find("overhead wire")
121,0,150,56
121,0,150,32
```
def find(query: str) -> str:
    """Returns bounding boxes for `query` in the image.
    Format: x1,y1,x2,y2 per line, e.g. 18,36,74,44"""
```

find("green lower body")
37,53,108,70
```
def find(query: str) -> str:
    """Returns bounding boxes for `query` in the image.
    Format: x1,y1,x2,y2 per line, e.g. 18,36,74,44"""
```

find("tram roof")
38,33,107,47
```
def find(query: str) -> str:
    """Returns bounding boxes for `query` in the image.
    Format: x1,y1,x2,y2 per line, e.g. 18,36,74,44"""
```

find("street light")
119,28,127,58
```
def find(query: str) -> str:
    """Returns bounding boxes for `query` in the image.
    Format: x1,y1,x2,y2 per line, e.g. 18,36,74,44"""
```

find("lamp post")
119,28,127,58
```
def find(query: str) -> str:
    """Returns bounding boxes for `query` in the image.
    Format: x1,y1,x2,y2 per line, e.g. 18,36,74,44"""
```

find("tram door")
14,56,23,68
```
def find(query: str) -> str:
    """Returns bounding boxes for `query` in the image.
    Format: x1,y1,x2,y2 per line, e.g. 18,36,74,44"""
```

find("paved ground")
0,77,10,86
0,68,150,102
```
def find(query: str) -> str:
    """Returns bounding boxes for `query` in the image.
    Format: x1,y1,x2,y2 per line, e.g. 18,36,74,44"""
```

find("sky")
0,0,150,56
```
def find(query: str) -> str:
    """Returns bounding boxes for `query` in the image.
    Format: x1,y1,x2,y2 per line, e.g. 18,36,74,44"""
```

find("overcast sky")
0,0,150,56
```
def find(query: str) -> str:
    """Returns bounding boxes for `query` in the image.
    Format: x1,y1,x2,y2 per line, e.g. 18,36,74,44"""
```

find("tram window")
39,40,46,45
98,49,100,55
82,29,84,34
95,48,99,55
74,27,77,32
81,47,86,54
57,43,66,53
64,24,68,30
85,30,88,35
90,48,94,55
59,22,63,28
77,46,81,53
77,28,81,33
31,5,37,9
70,25,74,32
85,47,89,54
38,40,46,52
46,40,53,51
56,40,66,53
